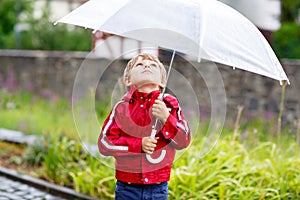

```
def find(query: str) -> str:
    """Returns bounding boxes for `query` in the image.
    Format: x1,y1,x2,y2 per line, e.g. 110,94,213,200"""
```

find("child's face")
125,57,163,89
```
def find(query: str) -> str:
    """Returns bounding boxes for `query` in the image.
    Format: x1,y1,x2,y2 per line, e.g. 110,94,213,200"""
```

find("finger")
147,143,156,148
144,147,152,153
155,99,163,104
150,139,158,144
152,105,159,111
153,101,163,108
146,138,155,143
143,146,153,153
148,147,155,152
152,110,160,117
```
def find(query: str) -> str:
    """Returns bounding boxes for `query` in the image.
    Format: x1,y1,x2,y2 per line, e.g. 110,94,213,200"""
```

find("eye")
135,62,143,67
150,64,158,68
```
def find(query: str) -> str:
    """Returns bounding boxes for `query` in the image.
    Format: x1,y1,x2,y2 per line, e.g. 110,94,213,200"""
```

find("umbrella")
55,0,290,163
55,0,289,83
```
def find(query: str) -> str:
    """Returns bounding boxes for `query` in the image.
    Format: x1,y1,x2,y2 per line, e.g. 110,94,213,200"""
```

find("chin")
135,80,161,88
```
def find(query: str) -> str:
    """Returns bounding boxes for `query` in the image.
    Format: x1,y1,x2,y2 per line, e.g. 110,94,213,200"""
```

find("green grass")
0,89,111,140
1,90,300,199
0,90,74,137
170,136,300,199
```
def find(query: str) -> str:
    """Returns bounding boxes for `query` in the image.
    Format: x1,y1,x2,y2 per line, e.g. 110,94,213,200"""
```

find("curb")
0,167,99,200
0,128,38,145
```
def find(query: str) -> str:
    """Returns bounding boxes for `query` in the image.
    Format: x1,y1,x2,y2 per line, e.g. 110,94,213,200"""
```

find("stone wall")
0,50,299,125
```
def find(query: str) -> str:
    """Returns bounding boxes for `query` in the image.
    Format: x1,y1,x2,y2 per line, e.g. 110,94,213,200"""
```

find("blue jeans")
115,181,168,200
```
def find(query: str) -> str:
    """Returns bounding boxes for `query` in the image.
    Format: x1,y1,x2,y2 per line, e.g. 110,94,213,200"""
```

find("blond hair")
123,53,167,90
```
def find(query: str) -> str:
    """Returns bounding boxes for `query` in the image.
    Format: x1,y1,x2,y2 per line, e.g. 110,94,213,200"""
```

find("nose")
143,61,151,68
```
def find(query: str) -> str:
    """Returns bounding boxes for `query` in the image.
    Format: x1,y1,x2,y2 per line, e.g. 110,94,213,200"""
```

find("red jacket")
98,87,190,184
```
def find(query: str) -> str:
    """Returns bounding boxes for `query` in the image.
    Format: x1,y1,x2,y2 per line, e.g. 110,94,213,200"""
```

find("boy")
98,53,190,200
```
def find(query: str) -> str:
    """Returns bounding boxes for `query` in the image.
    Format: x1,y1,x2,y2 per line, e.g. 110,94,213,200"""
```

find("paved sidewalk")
0,175,66,200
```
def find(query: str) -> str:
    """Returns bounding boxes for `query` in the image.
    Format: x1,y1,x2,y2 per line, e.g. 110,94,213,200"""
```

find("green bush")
20,23,92,51
0,0,92,51
271,23,300,59
24,134,115,199
0,0,32,48
281,0,300,23
21,3,92,51
169,137,300,199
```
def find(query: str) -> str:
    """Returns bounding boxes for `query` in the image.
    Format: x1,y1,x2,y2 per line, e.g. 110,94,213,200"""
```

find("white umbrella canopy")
55,0,289,83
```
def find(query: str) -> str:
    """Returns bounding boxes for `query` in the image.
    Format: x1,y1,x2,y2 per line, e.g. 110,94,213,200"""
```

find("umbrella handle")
146,125,166,164
146,149,166,164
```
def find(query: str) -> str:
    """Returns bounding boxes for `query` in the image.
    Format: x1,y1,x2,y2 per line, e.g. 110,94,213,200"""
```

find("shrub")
271,23,300,59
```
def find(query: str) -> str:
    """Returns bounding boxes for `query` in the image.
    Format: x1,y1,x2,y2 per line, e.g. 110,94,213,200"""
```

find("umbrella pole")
150,50,176,138
146,51,176,164
161,50,176,97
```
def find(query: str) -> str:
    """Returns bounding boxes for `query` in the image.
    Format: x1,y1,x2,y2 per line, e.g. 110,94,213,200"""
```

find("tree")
0,0,91,51
0,0,32,48
271,0,300,59
272,23,300,59
281,0,300,22
21,4,92,51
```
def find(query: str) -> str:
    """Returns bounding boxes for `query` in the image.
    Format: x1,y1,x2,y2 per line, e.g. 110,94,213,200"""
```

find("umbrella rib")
197,3,205,63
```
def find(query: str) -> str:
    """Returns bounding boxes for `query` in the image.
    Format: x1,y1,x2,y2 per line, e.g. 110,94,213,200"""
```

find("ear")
124,76,132,87
159,83,165,89
159,77,166,88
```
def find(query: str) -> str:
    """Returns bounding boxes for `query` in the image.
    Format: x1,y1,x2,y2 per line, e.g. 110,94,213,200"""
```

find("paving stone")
0,186,11,191
45,194,60,200
0,176,67,200
9,181,20,187
0,192,20,200
30,190,45,197
5,188,16,193
17,184,30,191
14,190,28,196
27,187,39,193
24,194,37,199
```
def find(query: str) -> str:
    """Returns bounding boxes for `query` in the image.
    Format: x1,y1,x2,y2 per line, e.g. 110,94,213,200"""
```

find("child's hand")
152,99,170,123
142,137,159,154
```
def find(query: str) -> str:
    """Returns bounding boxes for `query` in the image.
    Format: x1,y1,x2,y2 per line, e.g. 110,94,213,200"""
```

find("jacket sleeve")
98,102,142,157
160,95,191,150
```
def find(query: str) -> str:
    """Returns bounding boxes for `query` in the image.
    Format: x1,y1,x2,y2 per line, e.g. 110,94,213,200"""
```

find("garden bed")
1,90,300,199
0,141,33,174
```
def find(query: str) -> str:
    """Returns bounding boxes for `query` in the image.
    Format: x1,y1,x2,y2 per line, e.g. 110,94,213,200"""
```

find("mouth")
142,70,152,74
